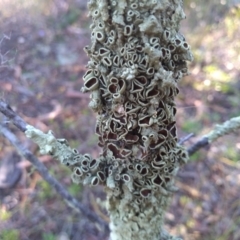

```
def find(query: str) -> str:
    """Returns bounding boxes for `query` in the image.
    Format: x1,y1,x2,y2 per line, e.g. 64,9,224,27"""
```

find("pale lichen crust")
206,116,240,143
25,125,107,187
83,0,191,239
26,0,192,239
82,0,191,190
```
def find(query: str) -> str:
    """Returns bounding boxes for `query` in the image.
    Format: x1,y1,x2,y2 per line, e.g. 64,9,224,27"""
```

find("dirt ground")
0,0,240,240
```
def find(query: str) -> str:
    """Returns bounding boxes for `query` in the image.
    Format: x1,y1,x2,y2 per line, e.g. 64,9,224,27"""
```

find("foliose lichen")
82,0,192,239
78,1,192,239
26,1,193,239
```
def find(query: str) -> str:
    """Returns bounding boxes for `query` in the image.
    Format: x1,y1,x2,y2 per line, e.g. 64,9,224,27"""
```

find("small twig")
0,123,109,232
187,137,209,156
0,100,84,165
179,133,194,145
206,116,240,142
0,99,27,132
188,116,240,156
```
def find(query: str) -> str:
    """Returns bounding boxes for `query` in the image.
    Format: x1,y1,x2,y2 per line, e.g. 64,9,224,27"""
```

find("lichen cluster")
60,0,192,239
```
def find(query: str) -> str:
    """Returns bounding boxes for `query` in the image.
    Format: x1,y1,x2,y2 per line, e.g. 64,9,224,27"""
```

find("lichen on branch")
25,125,107,187
206,116,240,143
25,0,193,239
81,0,192,239
25,125,70,156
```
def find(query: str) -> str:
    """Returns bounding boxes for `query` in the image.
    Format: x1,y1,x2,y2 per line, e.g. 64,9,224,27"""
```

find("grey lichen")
205,116,240,143
83,0,191,239
25,0,193,239
25,125,107,187
25,125,69,156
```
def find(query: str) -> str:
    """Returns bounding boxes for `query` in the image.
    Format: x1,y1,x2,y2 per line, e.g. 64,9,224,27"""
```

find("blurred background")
0,0,240,239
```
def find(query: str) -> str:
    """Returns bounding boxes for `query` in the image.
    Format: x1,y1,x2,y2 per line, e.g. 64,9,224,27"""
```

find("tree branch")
0,99,27,132
187,137,209,156
179,133,194,145
188,116,240,156
1,98,240,159
0,100,101,172
0,123,109,232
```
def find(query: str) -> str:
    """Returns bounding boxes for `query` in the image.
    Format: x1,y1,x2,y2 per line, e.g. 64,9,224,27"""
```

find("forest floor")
0,0,240,240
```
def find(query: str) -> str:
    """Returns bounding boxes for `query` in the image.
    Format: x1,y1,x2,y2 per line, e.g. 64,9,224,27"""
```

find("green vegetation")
189,152,202,162
43,233,56,240
0,229,19,240
181,120,202,134
59,8,81,29
224,145,239,162
68,183,81,197
0,209,12,221
38,180,54,200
